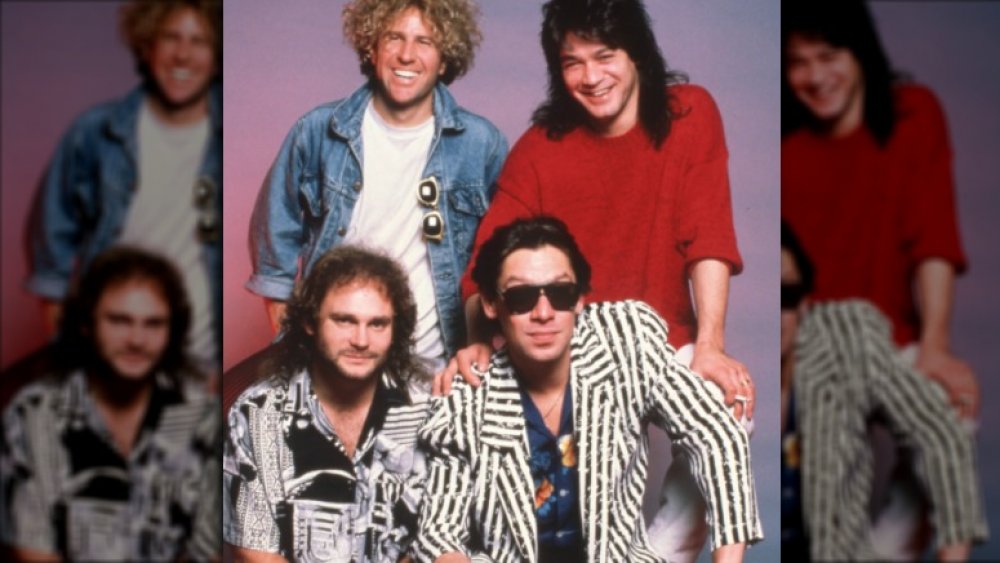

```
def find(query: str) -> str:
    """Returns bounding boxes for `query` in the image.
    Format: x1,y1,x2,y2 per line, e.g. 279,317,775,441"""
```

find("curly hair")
119,0,222,77
57,246,193,378
532,0,688,149
272,246,423,385
342,0,482,85
782,1,899,145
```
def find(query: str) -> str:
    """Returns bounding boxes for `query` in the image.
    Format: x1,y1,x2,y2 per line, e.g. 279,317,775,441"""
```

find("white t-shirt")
344,102,444,376
119,100,216,373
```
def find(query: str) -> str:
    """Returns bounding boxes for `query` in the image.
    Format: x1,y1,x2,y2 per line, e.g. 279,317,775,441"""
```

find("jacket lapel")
481,356,537,561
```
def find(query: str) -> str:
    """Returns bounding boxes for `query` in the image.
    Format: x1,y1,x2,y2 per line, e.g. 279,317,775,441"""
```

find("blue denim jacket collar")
104,81,223,153
328,82,466,141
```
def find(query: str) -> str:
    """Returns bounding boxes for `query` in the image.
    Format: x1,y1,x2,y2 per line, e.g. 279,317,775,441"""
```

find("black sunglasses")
781,283,807,310
417,176,444,242
500,282,580,315
193,176,218,243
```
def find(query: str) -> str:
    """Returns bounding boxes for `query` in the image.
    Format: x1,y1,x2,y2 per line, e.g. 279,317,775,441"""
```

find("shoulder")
576,300,669,343
227,376,287,418
893,82,948,133
668,83,718,109
3,377,60,417
453,105,506,143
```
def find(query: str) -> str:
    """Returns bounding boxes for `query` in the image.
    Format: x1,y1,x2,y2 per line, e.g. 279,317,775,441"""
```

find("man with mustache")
225,246,432,562
25,0,223,376
1,247,221,561
417,217,761,563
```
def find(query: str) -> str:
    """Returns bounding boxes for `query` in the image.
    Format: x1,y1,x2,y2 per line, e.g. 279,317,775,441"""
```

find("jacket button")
353,181,362,192
338,227,347,236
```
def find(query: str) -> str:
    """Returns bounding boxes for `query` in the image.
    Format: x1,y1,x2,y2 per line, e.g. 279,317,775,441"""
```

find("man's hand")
691,343,755,421
711,542,746,563
265,299,287,334
916,347,979,420
432,342,492,396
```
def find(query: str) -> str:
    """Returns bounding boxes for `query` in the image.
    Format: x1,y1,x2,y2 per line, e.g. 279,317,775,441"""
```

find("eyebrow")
500,273,574,288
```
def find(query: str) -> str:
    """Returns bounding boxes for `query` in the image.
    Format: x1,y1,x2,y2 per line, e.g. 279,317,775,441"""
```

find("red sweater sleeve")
672,86,743,274
898,86,967,274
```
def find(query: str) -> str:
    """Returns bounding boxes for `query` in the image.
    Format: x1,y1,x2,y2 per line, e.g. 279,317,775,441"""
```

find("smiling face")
144,6,216,122
369,6,445,126
559,31,640,137
483,246,583,378
785,33,865,137
307,280,394,384
93,279,171,381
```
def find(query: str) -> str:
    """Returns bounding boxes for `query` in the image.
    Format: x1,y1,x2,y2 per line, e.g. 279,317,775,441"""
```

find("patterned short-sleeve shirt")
223,370,430,562
0,370,221,561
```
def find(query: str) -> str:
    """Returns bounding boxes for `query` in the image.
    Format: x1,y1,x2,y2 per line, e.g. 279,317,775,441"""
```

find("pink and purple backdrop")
221,2,780,561
1,1,133,368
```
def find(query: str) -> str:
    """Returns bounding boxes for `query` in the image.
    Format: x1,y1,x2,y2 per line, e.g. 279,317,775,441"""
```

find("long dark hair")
272,246,422,384
781,0,899,145
58,246,193,376
532,0,687,149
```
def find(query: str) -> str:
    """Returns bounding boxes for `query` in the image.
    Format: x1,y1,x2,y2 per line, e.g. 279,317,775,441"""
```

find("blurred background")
868,2,1000,559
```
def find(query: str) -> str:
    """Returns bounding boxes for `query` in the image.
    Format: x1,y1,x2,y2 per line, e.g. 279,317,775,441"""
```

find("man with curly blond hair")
247,0,507,392
25,0,223,376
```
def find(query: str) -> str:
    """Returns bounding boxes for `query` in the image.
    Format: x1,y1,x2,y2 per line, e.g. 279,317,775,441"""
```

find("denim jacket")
25,84,223,349
247,83,507,357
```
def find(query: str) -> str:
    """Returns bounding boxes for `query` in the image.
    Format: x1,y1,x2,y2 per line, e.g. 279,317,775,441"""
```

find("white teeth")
394,70,418,78
172,69,192,80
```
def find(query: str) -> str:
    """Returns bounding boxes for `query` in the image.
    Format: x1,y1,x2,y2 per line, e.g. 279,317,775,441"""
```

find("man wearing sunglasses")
247,0,507,389
780,221,985,560
23,0,223,377
415,216,761,563
440,0,751,560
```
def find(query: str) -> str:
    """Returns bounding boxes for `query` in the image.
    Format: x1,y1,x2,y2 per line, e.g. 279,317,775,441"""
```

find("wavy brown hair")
342,0,482,85
119,0,222,78
58,246,193,378
272,246,422,385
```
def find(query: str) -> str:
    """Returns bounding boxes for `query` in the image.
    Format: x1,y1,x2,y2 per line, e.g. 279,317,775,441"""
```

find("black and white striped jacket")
794,301,987,560
415,300,762,562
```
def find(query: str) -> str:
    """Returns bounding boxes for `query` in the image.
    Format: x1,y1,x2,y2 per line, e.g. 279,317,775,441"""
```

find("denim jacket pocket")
446,186,489,260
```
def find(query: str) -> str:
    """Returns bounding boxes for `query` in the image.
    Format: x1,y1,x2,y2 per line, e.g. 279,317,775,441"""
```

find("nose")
126,324,148,349
530,292,556,322
582,60,601,87
398,39,416,63
350,324,370,348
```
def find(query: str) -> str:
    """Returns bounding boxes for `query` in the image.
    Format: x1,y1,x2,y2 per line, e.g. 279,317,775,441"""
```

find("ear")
574,294,585,315
303,320,315,336
481,295,499,321
438,61,447,77
798,296,810,318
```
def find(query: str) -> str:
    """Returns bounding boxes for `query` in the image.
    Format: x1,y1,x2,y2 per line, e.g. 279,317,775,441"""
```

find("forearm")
230,545,289,563
689,259,731,350
915,258,956,351
264,299,286,334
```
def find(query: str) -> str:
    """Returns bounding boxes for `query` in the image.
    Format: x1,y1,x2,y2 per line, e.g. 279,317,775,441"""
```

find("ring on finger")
470,362,490,378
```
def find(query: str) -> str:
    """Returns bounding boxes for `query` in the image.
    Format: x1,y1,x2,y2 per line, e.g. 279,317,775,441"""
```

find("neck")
146,92,209,126
371,92,434,128
513,353,571,395
87,368,155,411
310,363,379,412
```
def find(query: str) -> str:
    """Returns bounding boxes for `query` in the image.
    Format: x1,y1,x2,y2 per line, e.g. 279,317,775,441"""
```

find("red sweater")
782,84,966,345
463,84,742,347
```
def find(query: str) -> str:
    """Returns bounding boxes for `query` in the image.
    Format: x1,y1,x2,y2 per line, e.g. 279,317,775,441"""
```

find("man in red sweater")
436,0,754,561
782,2,980,558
